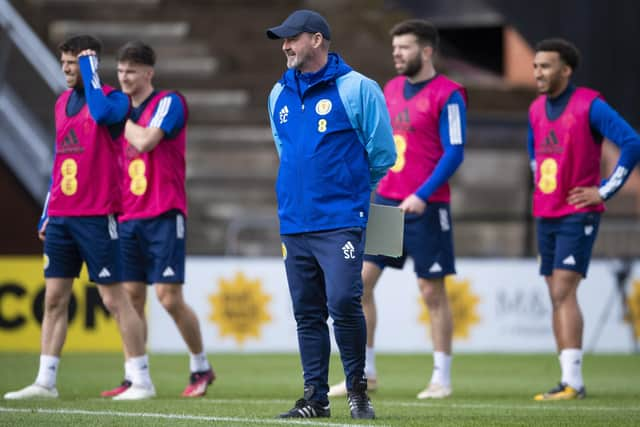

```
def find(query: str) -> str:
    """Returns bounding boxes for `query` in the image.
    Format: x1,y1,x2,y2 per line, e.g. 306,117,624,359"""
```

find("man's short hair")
116,41,156,66
58,35,102,57
535,38,580,71
390,19,439,49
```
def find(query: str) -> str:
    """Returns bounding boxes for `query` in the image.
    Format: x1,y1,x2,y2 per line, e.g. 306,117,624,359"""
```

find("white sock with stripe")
430,351,452,387
128,354,152,388
35,354,59,389
189,352,210,373
560,348,583,390
124,360,133,382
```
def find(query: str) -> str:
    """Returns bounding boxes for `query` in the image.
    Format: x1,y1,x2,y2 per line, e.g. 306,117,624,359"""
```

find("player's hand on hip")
567,186,603,209
38,218,49,242
399,194,427,214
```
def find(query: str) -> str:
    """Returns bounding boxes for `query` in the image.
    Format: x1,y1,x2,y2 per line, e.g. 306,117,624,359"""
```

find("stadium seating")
7,0,639,257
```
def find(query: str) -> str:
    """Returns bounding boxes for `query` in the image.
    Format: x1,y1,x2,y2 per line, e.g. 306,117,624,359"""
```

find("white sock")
430,351,452,387
124,360,133,382
35,355,59,389
128,355,152,388
189,352,210,373
560,348,583,389
365,346,376,379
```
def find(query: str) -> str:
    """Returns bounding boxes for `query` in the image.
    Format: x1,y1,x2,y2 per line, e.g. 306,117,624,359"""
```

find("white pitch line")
0,407,387,427
199,398,640,413
385,401,640,412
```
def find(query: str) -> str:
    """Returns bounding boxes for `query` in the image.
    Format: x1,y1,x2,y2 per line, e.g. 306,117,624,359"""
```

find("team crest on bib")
315,99,332,116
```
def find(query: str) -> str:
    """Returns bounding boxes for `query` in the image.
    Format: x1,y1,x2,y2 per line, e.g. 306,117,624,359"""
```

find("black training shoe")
347,377,375,419
278,385,330,418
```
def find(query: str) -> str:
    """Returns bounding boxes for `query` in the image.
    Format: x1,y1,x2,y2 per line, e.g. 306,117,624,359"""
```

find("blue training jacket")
268,53,396,235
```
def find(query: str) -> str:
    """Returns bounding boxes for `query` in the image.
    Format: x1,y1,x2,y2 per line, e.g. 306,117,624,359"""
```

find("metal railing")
0,0,64,201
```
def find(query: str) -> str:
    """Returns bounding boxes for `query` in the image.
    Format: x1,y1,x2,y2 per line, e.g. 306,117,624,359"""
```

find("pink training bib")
377,74,466,202
120,91,188,221
530,87,605,218
49,85,122,216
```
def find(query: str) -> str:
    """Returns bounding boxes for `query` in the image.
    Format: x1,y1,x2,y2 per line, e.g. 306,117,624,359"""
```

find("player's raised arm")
78,51,129,125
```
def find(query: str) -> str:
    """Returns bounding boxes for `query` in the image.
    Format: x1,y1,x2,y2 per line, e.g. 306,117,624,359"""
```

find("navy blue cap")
266,9,331,40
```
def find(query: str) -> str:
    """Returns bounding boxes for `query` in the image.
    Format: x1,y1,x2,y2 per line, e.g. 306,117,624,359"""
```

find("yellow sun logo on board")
418,276,481,339
625,280,640,338
208,272,272,345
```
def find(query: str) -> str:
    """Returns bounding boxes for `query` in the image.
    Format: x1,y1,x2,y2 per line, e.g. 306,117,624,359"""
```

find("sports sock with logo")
189,351,210,373
560,348,583,389
430,351,452,387
128,354,152,387
124,360,133,382
35,354,59,389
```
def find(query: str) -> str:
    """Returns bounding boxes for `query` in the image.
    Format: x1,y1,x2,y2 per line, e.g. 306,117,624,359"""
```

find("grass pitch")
1,352,639,426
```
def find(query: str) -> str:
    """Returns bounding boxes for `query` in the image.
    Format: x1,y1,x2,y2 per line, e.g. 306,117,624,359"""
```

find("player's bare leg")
155,283,203,353
535,269,585,400
417,277,453,399
155,283,214,397
547,270,583,350
40,278,74,357
4,278,73,399
99,283,154,400
124,281,148,345
100,281,147,397
99,284,147,357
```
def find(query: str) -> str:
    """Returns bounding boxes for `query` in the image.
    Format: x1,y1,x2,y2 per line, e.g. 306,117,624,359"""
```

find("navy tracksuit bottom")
281,227,367,403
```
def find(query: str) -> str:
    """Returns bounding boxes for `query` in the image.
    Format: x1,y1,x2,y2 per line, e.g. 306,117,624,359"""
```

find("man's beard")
401,55,422,78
